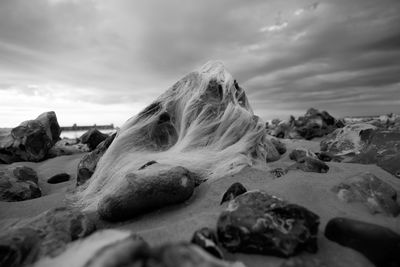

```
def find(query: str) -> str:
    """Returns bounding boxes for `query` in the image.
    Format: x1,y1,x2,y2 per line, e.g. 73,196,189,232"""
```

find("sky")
0,0,400,127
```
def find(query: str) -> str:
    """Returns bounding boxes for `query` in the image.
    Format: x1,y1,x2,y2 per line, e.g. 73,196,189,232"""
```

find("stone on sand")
0,166,41,201
47,173,71,184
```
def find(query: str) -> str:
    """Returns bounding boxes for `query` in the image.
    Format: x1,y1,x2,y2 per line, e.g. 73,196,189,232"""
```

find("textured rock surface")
325,217,400,267
0,166,41,201
79,128,109,151
0,111,60,163
332,172,399,216
220,182,247,205
76,133,116,186
217,190,319,257
98,163,196,221
289,148,318,162
47,173,71,184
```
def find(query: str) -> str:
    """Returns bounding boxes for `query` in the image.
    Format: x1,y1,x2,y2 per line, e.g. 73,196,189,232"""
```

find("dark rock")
98,164,196,221
294,157,329,173
47,173,71,184
332,172,399,216
217,190,320,257
289,148,317,162
77,133,116,186
271,138,287,155
325,217,400,267
47,138,89,158
0,227,40,267
220,182,247,205
191,228,224,259
79,128,109,151
315,151,343,162
0,111,61,163
0,166,41,201
265,138,281,163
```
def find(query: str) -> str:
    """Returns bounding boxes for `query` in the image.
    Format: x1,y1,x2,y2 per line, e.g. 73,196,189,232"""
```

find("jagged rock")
79,128,109,151
332,172,399,216
0,207,95,265
47,138,89,158
98,163,196,221
325,217,400,267
76,133,116,186
293,157,329,173
47,173,70,184
74,62,267,215
34,230,245,267
271,138,287,155
217,190,319,257
220,182,247,205
265,138,281,162
0,166,41,201
0,227,40,267
289,148,318,162
0,111,60,163
191,227,224,259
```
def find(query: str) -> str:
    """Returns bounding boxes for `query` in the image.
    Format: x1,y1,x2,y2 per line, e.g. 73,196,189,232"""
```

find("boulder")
98,163,196,221
0,207,95,265
47,173,70,184
79,128,109,151
0,111,60,163
325,217,400,267
76,133,116,186
0,166,41,201
217,190,320,257
332,172,399,216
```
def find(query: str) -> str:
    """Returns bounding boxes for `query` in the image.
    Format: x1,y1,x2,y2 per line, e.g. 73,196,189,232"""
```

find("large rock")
73,62,267,216
98,163,196,221
217,190,320,257
76,133,116,186
0,166,41,201
79,128,109,151
0,207,95,266
325,217,400,267
34,230,245,267
332,172,400,216
0,111,61,163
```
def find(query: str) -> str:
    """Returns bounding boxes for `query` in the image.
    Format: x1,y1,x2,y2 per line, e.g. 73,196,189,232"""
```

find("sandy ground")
1,139,399,267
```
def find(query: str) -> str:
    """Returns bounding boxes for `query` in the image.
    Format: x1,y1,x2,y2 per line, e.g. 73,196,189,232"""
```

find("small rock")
332,172,400,216
325,217,400,267
265,138,281,163
270,168,288,178
289,148,317,162
271,138,287,155
191,227,224,259
217,190,320,257
220,182,247,205
47,173,70,184
79,128,109,151
294,157,329,173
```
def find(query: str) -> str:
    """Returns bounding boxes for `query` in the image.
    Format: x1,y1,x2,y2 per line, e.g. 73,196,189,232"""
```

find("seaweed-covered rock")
332,172,399,216
76,133,116,186
217,190,320,257
98,163,196,221
0,111,60,163
325,217,400,267
0,166,41,201
79,128,109,151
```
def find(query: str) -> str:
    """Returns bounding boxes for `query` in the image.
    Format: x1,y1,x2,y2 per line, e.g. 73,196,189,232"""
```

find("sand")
1,139,399,267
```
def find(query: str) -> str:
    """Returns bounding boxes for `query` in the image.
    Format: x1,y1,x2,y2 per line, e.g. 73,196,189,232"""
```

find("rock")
34,230,245,267
0,207,95,265
0,111,61,163
79,128,109,151
280,257,326,267
289,148,318,162
270,167,288,178
98,164,196,221
325,217,400,267
320,123,377,156
217,190,320,257
220,182,247,205
76,133,116,186
47,138,89,158
294,157,329,173
332,172,400,216
0,166,41,201
378,153,400,178
265,138,281,163
271,138,287,155
191,227,224,259
0,227,40,267
315,151,343,162
47,173,70,184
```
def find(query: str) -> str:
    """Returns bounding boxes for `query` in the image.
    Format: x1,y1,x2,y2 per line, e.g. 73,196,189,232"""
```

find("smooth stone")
217,190,320,257
220,182,247,205
325,217,400,267
47,173,71,184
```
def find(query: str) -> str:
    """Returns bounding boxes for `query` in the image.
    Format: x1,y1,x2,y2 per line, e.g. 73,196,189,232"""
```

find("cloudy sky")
1,0,400,127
